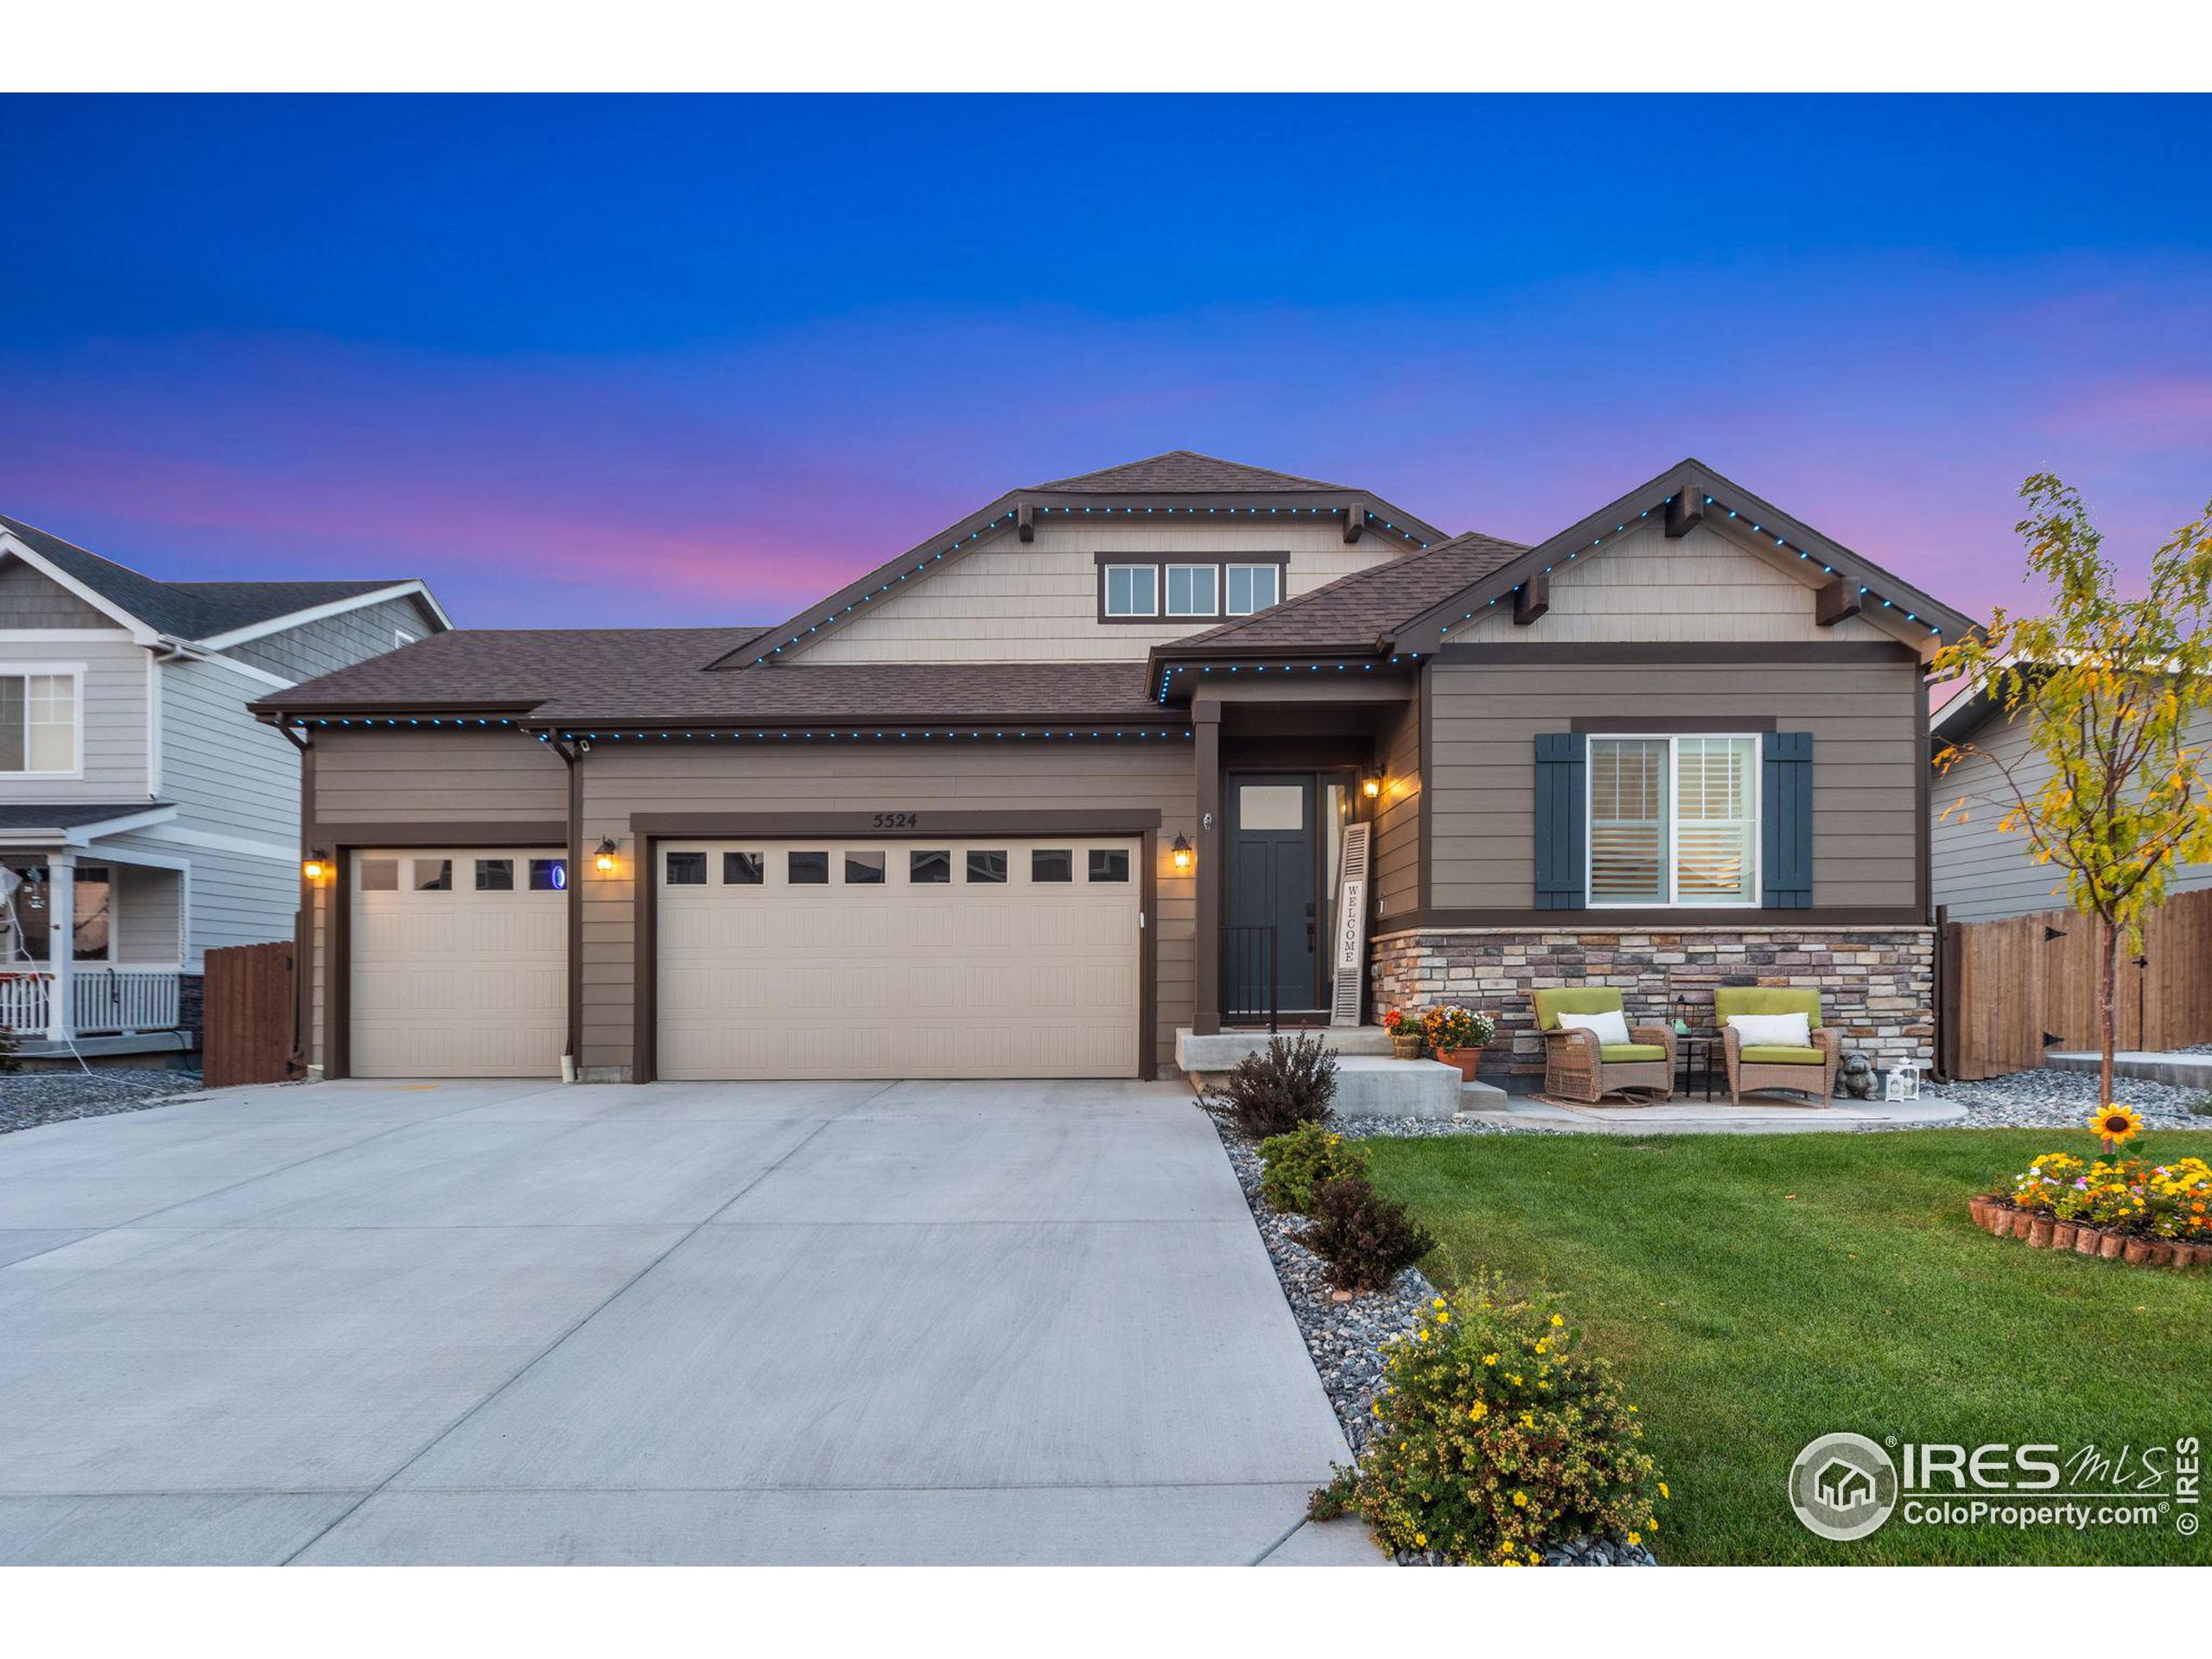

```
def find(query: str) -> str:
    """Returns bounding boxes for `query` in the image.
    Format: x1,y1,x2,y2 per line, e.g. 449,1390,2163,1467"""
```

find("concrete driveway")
0,1077,1370,1565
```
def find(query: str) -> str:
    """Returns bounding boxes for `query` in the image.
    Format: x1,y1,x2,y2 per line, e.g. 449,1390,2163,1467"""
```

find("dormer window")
1226,563,1281,615
1165,564,1217,618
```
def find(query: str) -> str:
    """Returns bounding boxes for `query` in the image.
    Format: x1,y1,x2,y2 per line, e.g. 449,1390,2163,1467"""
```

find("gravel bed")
1338,1111,1572,1140
0,1067,206,1135
1204,1102,1654,1567
1931,1066,2211,1128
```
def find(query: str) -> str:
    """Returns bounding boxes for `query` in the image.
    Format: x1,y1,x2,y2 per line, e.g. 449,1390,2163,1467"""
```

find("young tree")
1933,476,2212,1108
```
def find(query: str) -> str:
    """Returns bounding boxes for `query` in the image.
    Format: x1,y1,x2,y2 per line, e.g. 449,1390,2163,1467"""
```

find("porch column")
1192,699,1222,1037
44,853,73,1044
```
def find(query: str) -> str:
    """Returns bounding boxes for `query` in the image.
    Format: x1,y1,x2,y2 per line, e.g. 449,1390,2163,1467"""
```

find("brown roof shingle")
1162,531,1528,653
1027,450,1351,494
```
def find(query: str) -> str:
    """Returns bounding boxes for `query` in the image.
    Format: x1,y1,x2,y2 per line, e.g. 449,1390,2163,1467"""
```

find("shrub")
1208,1033,1337,1138
2188,1094,2212,1119
1420,1004,1496,1052
1304,1173,1433,1292
0,1020,16,1075
1309,1272,1665,1566
1258,1122,1369,1216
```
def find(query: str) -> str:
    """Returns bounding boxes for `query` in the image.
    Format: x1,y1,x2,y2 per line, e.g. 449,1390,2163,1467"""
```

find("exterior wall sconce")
1362,777,1384,800
302,849,329,883
1170,833,1193,874
594,837,620,874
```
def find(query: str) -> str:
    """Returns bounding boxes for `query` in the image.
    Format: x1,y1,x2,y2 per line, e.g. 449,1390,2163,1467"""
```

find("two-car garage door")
655,838,1143,1080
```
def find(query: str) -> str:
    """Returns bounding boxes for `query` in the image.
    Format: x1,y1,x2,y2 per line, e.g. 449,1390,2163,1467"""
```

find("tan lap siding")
1371,682,1422,925
578,744,1198,1077
1427,661,1921,912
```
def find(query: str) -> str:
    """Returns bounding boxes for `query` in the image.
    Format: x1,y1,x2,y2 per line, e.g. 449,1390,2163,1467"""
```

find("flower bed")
1969,1107,2212,1268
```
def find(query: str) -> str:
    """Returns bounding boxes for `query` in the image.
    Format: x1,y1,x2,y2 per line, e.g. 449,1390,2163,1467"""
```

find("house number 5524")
872,812,918,829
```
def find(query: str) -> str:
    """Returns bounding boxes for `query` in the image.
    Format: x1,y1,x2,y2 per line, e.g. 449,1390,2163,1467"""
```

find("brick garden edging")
1370,925,1936,1083
1967,1195,2212,1269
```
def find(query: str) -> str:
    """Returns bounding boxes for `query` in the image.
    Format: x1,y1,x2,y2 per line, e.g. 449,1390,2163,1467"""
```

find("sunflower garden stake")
2088,1102,2142,1155
1933,475,2212,1112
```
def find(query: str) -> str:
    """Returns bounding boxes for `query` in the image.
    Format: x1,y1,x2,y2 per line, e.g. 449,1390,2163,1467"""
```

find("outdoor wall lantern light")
1170,833,1193,874
594,837,620,874
1362,776,1384,800
302,849,329,883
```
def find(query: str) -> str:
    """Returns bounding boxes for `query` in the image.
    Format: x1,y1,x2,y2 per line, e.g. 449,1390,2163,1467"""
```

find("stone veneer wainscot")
1369,928,1936,1082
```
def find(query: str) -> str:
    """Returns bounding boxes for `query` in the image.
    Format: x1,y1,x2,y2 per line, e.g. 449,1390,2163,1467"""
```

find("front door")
1225,773,1319,1017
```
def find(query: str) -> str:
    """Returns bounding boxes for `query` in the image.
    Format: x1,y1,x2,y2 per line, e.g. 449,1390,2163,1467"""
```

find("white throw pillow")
1727,1011,1813,1047
1556,1008,1632,1046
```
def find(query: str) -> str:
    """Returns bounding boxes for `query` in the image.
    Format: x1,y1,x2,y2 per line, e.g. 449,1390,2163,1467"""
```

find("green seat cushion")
1740,1045,1826,1066
1601,1043,1668,1062
1534,987,1625,1031
1715,987,1824,1028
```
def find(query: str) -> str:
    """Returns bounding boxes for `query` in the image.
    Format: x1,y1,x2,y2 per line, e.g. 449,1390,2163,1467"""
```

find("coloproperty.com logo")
1789,1432,2202,1542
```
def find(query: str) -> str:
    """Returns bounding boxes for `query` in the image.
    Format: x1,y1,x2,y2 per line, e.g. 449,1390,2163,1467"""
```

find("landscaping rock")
0,1067,206,1135
1932,1065,2209,1129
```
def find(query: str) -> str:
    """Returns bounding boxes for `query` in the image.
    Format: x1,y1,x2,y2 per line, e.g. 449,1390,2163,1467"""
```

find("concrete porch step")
1174,1025,1394,1072
2047,1051,2212,1090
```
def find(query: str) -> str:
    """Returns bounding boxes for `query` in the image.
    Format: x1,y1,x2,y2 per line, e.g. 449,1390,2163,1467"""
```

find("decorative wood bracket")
1816,576,1863,626
1513,574,1550,626
1016,503,1035,543
1343,505,1367,543
1664,488,1705,538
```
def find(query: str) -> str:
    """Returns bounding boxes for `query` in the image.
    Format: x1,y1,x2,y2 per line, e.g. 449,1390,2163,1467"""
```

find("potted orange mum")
1420,1005,1495,1082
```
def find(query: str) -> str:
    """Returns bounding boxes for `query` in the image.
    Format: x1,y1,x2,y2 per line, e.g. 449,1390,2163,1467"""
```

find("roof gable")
1027,450,1351,494
1394,460,1981,657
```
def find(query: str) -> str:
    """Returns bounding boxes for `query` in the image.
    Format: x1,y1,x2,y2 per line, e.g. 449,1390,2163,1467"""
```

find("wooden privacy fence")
1941,888,2212,1081
202,941,298,1088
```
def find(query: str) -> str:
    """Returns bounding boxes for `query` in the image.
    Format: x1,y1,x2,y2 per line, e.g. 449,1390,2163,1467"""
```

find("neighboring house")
1930,683,2212,922
0,513,450,1056
252,451,1972,1086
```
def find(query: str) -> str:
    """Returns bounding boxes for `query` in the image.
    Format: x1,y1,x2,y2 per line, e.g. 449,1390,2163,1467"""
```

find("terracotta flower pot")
2049,1221,2079,1251
2026,1217,2055,1249
1436,1046,1483,1083
2075,1225,2105,1256
1390,1033,1426,1061
2099,1231,2127,1260
2122,1238,2157,1266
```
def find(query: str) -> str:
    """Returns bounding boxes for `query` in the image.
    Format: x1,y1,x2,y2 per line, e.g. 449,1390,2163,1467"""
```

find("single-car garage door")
350,849,568,1077
656,837,1143,1080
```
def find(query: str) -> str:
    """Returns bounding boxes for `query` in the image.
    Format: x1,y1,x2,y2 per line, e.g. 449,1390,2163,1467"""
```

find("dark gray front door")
1225,773,1319,1015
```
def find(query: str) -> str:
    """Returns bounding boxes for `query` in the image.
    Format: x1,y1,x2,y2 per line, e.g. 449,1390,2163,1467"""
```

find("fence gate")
202,941,298,1088
1942,888,2212,1081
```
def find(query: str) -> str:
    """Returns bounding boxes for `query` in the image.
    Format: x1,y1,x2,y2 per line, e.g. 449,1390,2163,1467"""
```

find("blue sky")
3,94,2208,627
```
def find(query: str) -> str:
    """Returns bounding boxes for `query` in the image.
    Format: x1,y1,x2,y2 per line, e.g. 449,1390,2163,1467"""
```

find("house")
1930,683,2212,922
251,452,1973,1087
0,513,450,1058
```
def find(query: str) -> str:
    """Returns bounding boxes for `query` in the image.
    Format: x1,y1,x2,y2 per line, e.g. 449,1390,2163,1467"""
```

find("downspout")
548,734,583,1083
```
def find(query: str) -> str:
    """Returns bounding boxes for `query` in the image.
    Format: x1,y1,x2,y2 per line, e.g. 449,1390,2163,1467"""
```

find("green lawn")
1363,1128,2212,1565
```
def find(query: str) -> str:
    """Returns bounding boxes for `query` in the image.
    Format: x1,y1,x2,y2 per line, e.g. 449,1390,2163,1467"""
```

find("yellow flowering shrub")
1309,1273,1663,1565
1258,1122,1370,1216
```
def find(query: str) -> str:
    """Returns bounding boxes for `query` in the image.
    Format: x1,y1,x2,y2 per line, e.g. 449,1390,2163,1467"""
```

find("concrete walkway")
0,1077,1373,1565
2048,1050,2212,1090
1458,1095,1967,1133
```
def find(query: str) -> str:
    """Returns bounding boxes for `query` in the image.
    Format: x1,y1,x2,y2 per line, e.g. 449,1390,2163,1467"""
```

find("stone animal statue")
1835,1052,1879,1100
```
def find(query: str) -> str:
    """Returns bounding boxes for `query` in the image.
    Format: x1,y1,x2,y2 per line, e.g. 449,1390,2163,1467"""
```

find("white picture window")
1165,563,1218,618
1225,563,1281,615
1588,734,1758,906
0,671,79,775
1103,565,1158,617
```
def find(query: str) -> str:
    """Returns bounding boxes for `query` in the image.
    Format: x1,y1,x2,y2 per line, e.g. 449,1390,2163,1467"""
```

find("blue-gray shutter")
1533,732,1587,910
1761,731,1814,908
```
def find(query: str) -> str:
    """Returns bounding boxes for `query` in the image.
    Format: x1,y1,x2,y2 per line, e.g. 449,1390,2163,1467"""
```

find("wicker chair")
1717,988,1840,1107
1531,988,1675,1105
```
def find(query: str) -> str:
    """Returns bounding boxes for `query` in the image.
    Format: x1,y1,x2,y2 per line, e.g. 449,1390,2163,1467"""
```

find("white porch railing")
0,973,49,1036
0,969,181,1039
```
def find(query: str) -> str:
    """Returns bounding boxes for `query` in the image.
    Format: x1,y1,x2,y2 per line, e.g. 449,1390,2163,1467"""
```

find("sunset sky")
4,94,2208,631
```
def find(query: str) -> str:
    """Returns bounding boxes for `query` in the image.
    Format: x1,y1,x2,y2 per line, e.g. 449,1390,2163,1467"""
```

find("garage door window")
1032,849,1072,883
414,859,452,892
845,850,885,885
665,851,707,885
1088,849,1130,883
359,858,399,892
475,858,514,892
529,858,567,891
723,851,764,885
789,850,830,885
966,849,1007,884
911,849,950,883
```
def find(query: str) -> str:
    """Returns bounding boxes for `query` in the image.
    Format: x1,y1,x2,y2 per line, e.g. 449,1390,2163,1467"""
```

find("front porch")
0,849,194,1057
